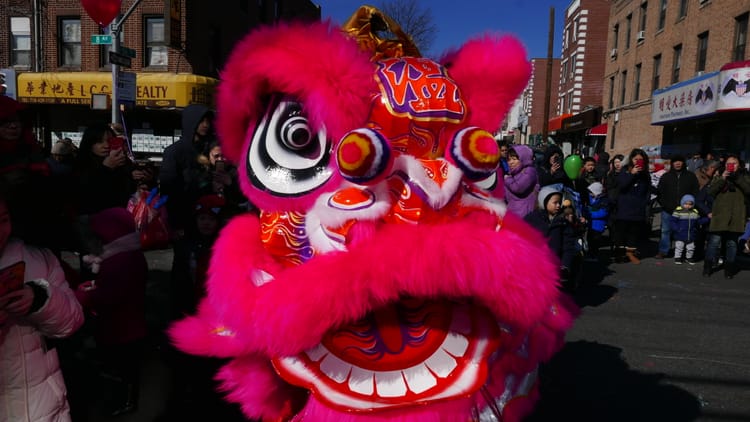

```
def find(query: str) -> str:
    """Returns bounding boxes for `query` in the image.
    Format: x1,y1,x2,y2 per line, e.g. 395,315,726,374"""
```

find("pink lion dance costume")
171,7,577,421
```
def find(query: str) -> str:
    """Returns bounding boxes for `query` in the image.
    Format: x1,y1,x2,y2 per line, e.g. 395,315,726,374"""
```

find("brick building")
0,0,320,152
518,57,561,145
549,0,610,156
603,0,750,161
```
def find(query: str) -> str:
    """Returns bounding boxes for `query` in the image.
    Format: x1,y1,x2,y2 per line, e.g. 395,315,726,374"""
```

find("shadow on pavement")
524,340,702,422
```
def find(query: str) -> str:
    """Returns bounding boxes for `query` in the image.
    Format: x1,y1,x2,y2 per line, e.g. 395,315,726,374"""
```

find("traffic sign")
91,34,113,45
120,46,136,58
117,72,136,107
109,51,132,68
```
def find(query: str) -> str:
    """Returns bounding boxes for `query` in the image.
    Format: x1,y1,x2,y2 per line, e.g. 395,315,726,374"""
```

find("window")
144,16,168,66
626,14,632,49
653,54,662,90
658,0,667,30
672,44,682,84
10,17,31,67
613,23,620,49
678,0,688,18
697,32,708,73
567,91,574,113
562,60,568,83
620,70,628,105
608,76,615,109
639,2,648,32
570,54,577,77
634,63,642,101
734,13,748,62
58,17,81,67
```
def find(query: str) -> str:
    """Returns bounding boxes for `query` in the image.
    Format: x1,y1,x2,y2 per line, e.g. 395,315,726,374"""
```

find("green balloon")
563,155,583,180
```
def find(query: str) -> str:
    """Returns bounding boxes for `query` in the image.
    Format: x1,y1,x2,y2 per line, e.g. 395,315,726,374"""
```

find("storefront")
15,72,218,154
557,106,602,157
652,61,750,162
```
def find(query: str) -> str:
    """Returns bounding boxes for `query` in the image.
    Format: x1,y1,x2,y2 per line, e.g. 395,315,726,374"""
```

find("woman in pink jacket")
0,194,84,421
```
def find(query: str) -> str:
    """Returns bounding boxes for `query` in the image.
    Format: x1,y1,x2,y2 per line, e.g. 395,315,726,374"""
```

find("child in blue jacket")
582,182,609,261
670,194,709,264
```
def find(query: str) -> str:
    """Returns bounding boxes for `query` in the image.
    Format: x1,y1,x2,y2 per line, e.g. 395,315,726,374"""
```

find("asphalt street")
69,237,750,422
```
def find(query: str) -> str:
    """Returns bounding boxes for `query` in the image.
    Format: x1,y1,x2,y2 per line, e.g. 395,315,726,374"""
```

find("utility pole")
542,6,555,145
110,0,143,125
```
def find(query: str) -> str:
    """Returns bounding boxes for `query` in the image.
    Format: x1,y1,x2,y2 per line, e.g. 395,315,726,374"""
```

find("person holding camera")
612,149,652,264
703,155,750,279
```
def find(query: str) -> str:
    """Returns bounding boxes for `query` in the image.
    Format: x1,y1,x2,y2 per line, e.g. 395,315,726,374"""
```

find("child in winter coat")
524,185,578,288
670,194,709,264
583,182,610,261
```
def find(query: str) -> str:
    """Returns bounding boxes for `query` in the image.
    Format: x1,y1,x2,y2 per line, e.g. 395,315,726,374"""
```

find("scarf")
82,232,141,274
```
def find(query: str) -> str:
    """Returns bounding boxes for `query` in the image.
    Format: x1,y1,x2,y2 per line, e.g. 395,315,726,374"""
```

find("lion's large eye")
246,95,333,197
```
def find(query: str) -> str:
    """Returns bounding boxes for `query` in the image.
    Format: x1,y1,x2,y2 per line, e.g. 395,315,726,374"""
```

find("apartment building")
549,0,609,156
0,0,320,151
604,0,750,159
517,57,561,145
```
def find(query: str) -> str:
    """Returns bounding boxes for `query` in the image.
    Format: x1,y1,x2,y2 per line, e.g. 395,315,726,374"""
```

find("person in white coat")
0,194,84,422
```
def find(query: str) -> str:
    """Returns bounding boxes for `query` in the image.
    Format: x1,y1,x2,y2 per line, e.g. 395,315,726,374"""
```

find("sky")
315,0,574,59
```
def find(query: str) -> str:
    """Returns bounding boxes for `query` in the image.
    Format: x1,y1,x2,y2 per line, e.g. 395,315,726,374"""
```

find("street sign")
91,34,113,45
120,46,136,59
117,72,136,107
109,51,132,68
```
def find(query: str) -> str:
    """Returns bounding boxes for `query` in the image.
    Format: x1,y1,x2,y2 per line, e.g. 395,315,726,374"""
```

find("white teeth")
305,343,328,362
320,353,351,383
403,363,437,394
425,347,458,378
375,370,408,397
250,269,274,286
442,332,469,357
348,366,375,395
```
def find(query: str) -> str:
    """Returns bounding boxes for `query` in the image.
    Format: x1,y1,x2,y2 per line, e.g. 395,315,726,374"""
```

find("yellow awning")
16,72,218,108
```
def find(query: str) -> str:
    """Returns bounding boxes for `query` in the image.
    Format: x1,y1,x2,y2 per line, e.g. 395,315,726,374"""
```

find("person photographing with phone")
0,193,84,422
611,149,652,264
703,154,750,278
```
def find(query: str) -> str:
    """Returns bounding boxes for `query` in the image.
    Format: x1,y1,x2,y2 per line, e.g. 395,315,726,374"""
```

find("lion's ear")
440,35,531,131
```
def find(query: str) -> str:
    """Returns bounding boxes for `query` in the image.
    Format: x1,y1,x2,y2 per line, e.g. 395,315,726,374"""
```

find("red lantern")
81,0,122,27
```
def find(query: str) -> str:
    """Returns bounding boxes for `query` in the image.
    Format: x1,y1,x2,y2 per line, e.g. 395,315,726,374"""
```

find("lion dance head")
171,8,577,421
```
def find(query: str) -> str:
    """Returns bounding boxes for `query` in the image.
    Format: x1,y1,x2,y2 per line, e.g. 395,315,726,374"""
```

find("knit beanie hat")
194,194,226,216
587,182,604,198
537,185,562,209
680,194,695,206
671,154,686,165
89,207,137,244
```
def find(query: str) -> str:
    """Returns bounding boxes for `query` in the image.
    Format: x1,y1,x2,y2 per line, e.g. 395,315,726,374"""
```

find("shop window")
734,13,748,62
696,32,708,73
634,63,642,101
58,17,81,67
658,0,667,30
10,17,31,67
652,54,661,90
620,70,627,105
672,44,682,84
144,16,168,67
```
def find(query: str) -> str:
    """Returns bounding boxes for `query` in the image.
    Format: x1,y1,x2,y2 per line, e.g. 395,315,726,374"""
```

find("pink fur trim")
441,34,531,131
216,21,378,211
216,212,561,357
296,395,476,422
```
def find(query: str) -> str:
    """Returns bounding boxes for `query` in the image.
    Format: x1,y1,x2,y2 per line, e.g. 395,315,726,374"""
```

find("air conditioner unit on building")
696,71,705,76
610,48,618,58
637,31,645,41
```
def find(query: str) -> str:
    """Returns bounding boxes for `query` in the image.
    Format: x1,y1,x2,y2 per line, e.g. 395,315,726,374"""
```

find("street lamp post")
109,0,143,125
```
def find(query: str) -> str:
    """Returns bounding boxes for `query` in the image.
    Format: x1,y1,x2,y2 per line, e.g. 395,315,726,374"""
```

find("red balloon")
81,0,122,27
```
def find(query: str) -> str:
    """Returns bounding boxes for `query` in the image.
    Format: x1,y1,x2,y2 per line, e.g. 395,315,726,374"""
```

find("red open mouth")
273,298,501,412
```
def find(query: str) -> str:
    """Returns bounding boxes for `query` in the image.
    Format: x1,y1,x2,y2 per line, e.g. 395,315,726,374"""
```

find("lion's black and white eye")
474,172,498,191
247,95,333,197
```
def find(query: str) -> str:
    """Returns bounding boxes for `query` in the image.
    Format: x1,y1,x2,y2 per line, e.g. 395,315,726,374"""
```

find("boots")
724,262,735,279
625,248,640,264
